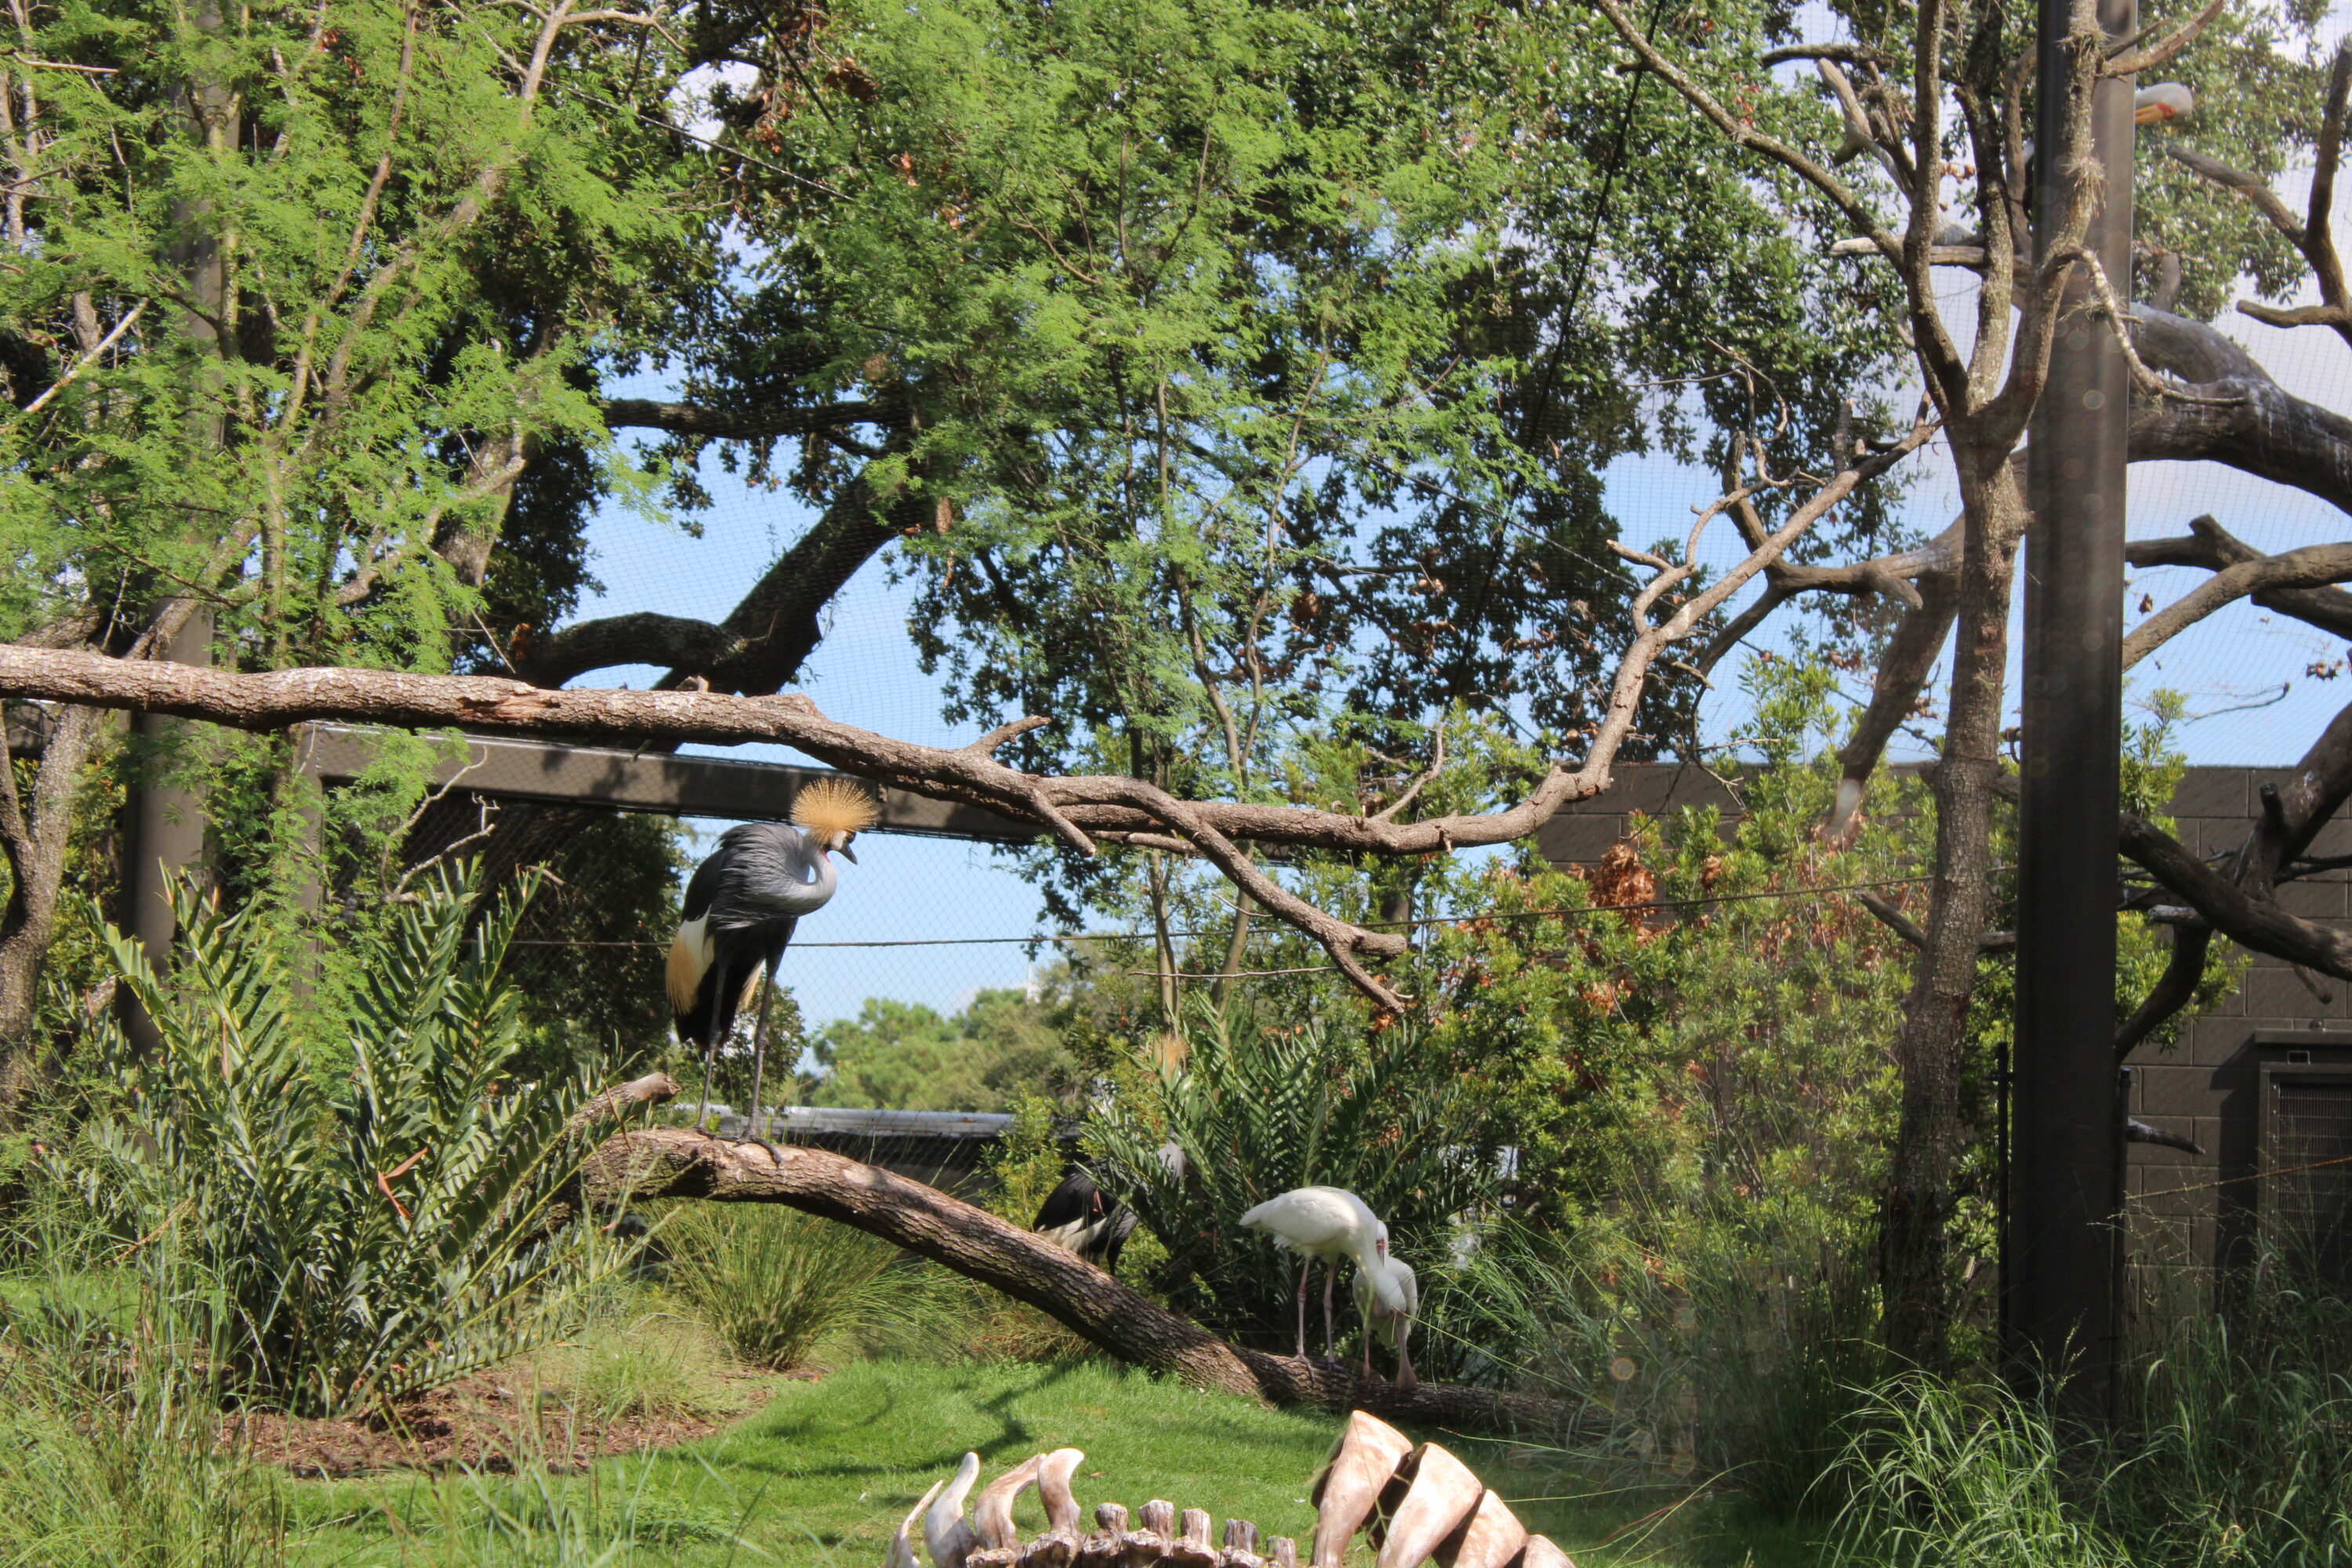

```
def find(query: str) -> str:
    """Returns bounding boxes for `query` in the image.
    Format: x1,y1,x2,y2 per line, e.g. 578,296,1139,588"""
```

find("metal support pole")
2011,0,2136,1415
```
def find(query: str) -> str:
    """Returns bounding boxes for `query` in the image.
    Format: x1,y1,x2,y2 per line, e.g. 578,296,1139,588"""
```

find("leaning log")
579,1120,1584,1432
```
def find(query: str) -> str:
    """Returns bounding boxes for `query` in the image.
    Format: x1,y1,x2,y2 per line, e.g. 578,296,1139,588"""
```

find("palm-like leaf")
1091,1008,1497,1358
82,866,622,1416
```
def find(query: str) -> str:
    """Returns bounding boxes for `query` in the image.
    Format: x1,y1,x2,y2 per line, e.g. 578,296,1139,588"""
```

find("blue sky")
575,183,2352,1027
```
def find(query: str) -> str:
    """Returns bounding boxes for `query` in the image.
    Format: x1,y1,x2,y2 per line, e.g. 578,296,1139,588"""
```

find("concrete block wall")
1535,764,2352,1297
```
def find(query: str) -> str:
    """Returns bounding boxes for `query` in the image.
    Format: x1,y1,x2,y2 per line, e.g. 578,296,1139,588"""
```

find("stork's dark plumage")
670,777,876,1139
1031,1170,1138,1275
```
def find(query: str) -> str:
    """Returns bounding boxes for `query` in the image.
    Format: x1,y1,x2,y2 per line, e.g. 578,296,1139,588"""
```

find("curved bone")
975,1455,1045,1550
891,1477,950,1568
1515,1537,1577,1568
927,1453,983,1568
1309,1410,1414,1568
1374,1446,1485,1568
1435,1490,1528,1568
1037,1448,1087,1537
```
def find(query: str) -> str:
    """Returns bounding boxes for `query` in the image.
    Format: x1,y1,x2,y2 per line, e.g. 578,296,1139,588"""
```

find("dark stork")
669,776,876,1142
1031,1168,1139,1275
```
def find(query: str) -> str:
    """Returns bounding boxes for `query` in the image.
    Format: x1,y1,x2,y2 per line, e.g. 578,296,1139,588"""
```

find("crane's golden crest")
789,775,880,840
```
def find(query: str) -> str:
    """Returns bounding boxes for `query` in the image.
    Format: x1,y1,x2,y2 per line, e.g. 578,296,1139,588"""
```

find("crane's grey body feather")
670,822,840,1047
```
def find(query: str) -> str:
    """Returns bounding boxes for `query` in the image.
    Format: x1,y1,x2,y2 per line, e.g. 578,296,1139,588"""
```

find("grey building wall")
1535,764,2352,1302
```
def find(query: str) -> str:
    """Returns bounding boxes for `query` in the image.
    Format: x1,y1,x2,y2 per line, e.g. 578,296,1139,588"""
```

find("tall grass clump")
0,1196,289,1568
1829,1374,2130,1568
1821,1248,2352,1568
2101,1250,2352,1566
0,1345,290,1568
662,1203,967,1369
74,866,633,1417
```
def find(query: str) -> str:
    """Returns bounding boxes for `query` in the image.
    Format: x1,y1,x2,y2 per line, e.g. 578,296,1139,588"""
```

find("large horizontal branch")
517,612,751,689
516,460,922,693
597,397,886,442
583,1124,1581,1433
0,421,1929,1011
2129,306,2352,515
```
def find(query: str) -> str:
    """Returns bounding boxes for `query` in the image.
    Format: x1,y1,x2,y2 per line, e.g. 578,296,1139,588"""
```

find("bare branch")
598,397,887,441
16,299,141,416
1586,0,1901,263
2165,143,2307,245
2122,540,2352,668
2103,0,2229,76
2126,514,2352,642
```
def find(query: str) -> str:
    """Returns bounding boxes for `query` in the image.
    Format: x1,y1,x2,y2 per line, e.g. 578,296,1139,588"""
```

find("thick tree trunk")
578,1121,1586,1435
1875,446,2025,1367
0,705,103,1112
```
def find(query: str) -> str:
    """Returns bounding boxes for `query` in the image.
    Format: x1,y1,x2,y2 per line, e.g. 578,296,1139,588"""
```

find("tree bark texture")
1876,448,2025,1367
579,1123,1586,1436
0,704,102,1111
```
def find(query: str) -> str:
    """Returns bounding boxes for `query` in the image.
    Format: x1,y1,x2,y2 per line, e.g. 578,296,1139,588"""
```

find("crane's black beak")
838,840,859,865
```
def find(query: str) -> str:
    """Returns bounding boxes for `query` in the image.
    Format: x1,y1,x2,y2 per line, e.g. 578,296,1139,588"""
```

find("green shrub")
1089,1007,1499,1361
662,1203,964,1369
76,866,628,1417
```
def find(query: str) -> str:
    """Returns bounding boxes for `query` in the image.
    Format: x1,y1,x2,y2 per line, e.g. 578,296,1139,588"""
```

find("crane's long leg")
742,964,782,1160
693,1038,720,1138
1294,1261,1310,1359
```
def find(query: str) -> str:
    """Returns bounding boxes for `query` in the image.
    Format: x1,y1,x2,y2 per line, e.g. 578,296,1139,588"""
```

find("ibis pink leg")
1322,1260,1338,1360
1294,1261,1310,1359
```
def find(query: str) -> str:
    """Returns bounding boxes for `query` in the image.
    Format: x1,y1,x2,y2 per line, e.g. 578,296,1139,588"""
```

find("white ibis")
1352,1254,1418,1388
1240,1185,1405,1361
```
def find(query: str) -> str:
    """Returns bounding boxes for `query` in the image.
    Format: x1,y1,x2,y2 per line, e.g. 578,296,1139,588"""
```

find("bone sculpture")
887,1414,1577,1568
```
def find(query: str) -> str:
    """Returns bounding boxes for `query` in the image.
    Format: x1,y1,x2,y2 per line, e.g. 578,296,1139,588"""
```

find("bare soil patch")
231,1366,785,1478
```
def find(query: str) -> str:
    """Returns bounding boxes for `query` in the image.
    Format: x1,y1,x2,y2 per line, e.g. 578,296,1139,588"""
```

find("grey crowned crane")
669,776,877,1142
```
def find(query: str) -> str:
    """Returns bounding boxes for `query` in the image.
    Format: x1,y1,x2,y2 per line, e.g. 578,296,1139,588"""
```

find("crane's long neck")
775,845,837,916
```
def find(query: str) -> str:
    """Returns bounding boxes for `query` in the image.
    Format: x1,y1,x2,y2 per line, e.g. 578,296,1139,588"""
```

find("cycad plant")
1090,1008,1497,1361
79,866,628,1417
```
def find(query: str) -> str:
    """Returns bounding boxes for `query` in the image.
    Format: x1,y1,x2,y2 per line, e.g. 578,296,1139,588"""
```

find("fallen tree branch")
581,1124,1586,1433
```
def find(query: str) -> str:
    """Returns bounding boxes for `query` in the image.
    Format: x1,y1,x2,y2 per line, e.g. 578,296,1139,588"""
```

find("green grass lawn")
280,1358,1827,1567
